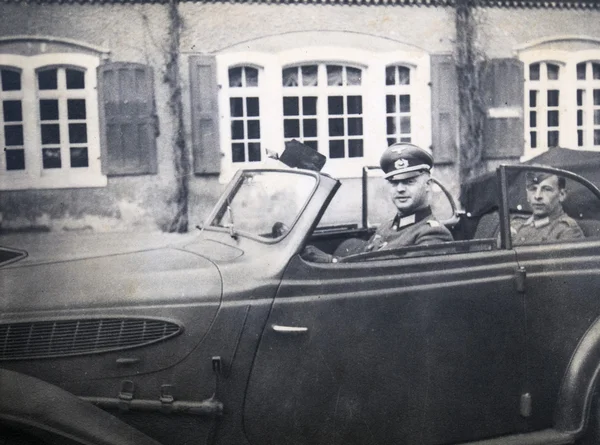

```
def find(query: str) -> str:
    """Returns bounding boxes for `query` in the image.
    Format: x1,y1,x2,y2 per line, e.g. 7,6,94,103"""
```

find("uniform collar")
524,209,565,228
392,207,432,230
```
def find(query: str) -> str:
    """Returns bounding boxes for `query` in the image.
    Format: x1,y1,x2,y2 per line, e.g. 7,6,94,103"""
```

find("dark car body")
2,163,600,445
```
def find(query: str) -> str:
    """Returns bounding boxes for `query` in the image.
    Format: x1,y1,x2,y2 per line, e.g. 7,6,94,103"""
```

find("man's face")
387,173,431,215
526,175,566,218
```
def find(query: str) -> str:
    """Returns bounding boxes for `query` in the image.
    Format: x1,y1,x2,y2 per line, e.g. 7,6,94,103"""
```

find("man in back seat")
512,172,584,245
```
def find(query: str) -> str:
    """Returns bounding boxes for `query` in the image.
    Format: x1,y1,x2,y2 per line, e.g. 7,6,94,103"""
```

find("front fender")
0,368,161,445
555,315,600,435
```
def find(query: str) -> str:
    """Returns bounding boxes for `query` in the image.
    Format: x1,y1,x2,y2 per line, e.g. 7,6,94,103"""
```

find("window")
217,48,431,180
0,53,105,190
520,46,600,159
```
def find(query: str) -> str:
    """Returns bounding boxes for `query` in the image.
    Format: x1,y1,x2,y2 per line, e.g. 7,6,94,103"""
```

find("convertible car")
2,159,600,445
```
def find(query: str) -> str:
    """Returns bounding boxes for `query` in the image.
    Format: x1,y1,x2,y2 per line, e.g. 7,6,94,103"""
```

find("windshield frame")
202,168,322,244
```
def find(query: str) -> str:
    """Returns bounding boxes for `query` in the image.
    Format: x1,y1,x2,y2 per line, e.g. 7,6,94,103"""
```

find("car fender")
0,368,161,445
555,315,600,435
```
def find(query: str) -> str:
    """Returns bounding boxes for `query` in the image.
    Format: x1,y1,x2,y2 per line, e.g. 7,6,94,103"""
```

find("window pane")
348,139,363,158
284,119,300,138
67,99,86,119
70,147,88,167
232,143,245,162
385,66,395,86
578,110,584,126
594,90,600,106
42,148,61,169
38,69,57,90
530,111,537,128
328,96,343,115
386,117,396,135
347,67,361,86
3,101,22,122
398,66,410,85
530,131,537,148
347,96,362,115
282,67,298,87
400,136,411,143
547,64,559,80
328,118,344,137
66,69,85,89
326,65,343,86
577,62,587,80
594,63,600,80
5,125,23,146
595,130,600,146
348,117,363,136
547,90,559,107
548,130,559,147
529,90,537,107
547,110,559,127
329,140,344,158
248,142,261,162
5,149,25,170
283,97,299,116
303,119,317,137
578,130,584,147
231,121,244,140
387,137,396,146
69,123,87,143
246,97,259,117
578,89,585,107
39,100,59,121
230,98,243,117
400,116,411,133
229,67,242,87
302,97,317,115
595,110,600,126
245,68,258,87
386,95,396,113
399,95,410,112
529,63,540,81
41,124,60,144
301,65,318,86
1,69,21,91
247,120,260,139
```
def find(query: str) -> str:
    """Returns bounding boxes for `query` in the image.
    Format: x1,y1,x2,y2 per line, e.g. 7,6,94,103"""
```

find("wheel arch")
0,368,161,445
555,315,600,435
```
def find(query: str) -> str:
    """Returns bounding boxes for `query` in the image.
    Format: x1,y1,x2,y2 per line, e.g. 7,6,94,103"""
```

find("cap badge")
394,158,409,170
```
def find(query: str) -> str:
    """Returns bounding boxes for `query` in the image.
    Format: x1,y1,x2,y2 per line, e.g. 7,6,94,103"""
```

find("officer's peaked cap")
380,143,433,181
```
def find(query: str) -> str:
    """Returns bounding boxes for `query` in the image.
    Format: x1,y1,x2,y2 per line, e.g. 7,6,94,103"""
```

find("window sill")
0,171,108,191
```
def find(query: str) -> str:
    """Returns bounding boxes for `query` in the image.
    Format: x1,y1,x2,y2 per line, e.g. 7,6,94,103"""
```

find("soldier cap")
380,143,433,181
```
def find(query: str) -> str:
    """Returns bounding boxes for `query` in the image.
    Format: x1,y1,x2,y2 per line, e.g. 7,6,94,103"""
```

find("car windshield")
209,170,317,240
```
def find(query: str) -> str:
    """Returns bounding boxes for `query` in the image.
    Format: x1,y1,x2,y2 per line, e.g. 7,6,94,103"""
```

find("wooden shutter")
480,58,524,159
430,54,458,165
98,62,158,175
189,55,220,175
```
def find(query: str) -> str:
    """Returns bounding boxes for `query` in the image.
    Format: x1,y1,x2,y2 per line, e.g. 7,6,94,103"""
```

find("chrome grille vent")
0,318,181,360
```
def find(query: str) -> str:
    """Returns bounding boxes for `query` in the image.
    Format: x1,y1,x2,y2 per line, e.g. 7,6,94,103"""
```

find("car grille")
0,318,181,360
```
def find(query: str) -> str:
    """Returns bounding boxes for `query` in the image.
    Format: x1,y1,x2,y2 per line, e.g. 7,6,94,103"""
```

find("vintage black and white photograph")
1,0,600,443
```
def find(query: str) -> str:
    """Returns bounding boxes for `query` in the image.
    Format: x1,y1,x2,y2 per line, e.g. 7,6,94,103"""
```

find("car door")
505,165,600,432
244,246,526,445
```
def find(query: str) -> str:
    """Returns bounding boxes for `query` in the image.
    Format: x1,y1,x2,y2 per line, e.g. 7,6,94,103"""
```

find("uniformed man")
301,143,453,263
511,171,584,245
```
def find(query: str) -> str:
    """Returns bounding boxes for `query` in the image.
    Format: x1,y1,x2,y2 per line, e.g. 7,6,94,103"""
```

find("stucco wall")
0,3,181,232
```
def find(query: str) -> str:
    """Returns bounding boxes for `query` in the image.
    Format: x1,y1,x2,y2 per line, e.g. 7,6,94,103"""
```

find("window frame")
216,47,430,182
0,53,105,190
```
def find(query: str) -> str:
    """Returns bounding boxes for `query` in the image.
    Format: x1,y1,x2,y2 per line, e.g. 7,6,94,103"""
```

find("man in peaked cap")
301,143,453,263
510,171,583,245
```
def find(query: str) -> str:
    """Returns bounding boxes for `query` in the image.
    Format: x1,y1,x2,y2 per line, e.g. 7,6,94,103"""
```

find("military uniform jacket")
511,210,584,245
364,207,453,253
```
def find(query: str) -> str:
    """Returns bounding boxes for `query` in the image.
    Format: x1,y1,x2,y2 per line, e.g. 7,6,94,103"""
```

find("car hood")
0,232,223,313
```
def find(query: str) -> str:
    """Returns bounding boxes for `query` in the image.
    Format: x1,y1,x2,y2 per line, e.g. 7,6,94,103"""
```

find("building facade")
0,0,599,232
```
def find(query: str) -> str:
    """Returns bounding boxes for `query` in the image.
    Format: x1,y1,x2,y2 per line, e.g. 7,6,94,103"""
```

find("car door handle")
271,324,308,333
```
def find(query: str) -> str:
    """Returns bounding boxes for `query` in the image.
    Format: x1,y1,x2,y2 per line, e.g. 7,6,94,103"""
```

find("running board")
458,429,575,445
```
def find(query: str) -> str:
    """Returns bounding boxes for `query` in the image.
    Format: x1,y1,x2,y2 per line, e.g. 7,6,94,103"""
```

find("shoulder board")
427,220,441,227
